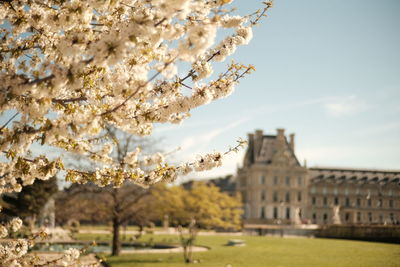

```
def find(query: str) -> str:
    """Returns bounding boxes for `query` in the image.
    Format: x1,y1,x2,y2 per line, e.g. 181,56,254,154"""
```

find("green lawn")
79,225,144,231
75,233,400,267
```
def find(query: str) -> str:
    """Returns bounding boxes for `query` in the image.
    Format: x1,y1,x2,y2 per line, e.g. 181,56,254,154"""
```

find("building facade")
236,128,400,225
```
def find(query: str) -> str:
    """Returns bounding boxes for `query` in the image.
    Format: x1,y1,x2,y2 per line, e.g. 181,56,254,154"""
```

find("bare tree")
58,127,159,255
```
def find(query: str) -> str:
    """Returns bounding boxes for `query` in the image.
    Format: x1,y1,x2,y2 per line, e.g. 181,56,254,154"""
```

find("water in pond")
33,242,176,253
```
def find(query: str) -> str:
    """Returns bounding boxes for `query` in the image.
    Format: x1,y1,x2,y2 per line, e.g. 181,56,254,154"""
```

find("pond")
33,242,177,253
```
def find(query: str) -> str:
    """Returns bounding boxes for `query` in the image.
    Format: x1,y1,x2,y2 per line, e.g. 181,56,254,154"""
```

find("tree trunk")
112,188,121,256
112,216,121,256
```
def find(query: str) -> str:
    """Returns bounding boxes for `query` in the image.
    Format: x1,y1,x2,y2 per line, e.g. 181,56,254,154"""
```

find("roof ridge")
309,166,400,173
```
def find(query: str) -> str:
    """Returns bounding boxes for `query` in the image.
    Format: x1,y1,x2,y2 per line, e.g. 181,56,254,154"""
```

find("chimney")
276,128,285,139
243,133,255,167
254,129,263,160
248,133,254,143
289,133,295,152
255,129,263,139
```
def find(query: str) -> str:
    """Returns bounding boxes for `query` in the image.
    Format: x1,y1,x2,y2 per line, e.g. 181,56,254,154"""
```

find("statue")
163,214,169,231
332,205,341,225
39,197,55,228
294,207,302,225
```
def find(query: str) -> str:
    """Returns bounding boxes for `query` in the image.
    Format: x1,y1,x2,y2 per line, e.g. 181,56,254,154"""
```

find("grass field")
76,233,400,267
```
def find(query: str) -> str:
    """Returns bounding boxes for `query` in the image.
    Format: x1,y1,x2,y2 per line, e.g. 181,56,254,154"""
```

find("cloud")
243,94,370,119
323,95,368,117
178,117,248,153
358,122,400,136
154,121,216,134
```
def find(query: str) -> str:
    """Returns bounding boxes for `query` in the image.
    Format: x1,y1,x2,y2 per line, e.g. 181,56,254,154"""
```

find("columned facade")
236,128,400,226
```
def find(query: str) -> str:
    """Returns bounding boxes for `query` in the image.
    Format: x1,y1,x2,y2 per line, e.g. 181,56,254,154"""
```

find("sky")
1,0,399,183
153,0,400,181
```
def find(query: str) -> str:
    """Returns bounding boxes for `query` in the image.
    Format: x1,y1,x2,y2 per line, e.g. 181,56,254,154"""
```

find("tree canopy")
151,182,243,230
0,0,272,265
0,0,271,193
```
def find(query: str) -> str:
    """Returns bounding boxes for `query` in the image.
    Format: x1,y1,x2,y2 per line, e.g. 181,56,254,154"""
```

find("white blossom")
193,152,223,171
55,248,81,266
0,0,272,262
192,61,213,81
236,27,253,45
124,148,141,165
143,152,165,166
0,225,8,238
10,218,23,232
220,15,246,28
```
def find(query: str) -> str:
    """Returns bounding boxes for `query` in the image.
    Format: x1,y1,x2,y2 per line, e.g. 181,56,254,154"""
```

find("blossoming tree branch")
0,0,272,265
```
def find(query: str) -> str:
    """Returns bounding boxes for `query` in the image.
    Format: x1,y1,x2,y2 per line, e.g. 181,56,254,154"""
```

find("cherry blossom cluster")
0,0,272,191
0,222,95,267
0,0,272,265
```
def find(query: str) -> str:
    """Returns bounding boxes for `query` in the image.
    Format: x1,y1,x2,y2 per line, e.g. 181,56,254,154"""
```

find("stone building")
236,128,400,226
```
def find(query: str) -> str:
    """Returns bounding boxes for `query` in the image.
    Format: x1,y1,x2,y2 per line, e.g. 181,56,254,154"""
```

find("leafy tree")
150,184,191,226
187,182,243,230
150,182,243,230
1,176,58,222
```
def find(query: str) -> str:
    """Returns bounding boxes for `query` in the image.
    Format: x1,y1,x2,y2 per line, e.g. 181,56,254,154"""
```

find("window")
322,187,327,195
273,176,278,185
368,212,372,223
323,213,328,223
357,212,361,222
286,207,291,219
297,176,302,186
273,207,278,219
273,191,278,202
345,187,349,196
367,198,372,207
261,191,266,201
345,198,350,207
356,198,361,207
333,187,338,195
285,176,290,186
389,199,394,208
241,192,247,202
310,186,316,194
312,213,317,223
285,192,290,203
377,199,382,207
260,207,265,219
334,197,339,205
312,196,316,205
390,213,395,222
345,213,350,222
297,191,302,202
260,175,265,185
323,197,328,206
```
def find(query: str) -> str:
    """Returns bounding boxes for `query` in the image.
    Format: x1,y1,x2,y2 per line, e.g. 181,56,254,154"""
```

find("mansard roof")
243,129,300,167
309,167,400,185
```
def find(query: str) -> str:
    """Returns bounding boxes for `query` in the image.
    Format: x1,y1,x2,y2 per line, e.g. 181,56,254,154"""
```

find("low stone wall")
243,224,319,237
316,225,400,244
